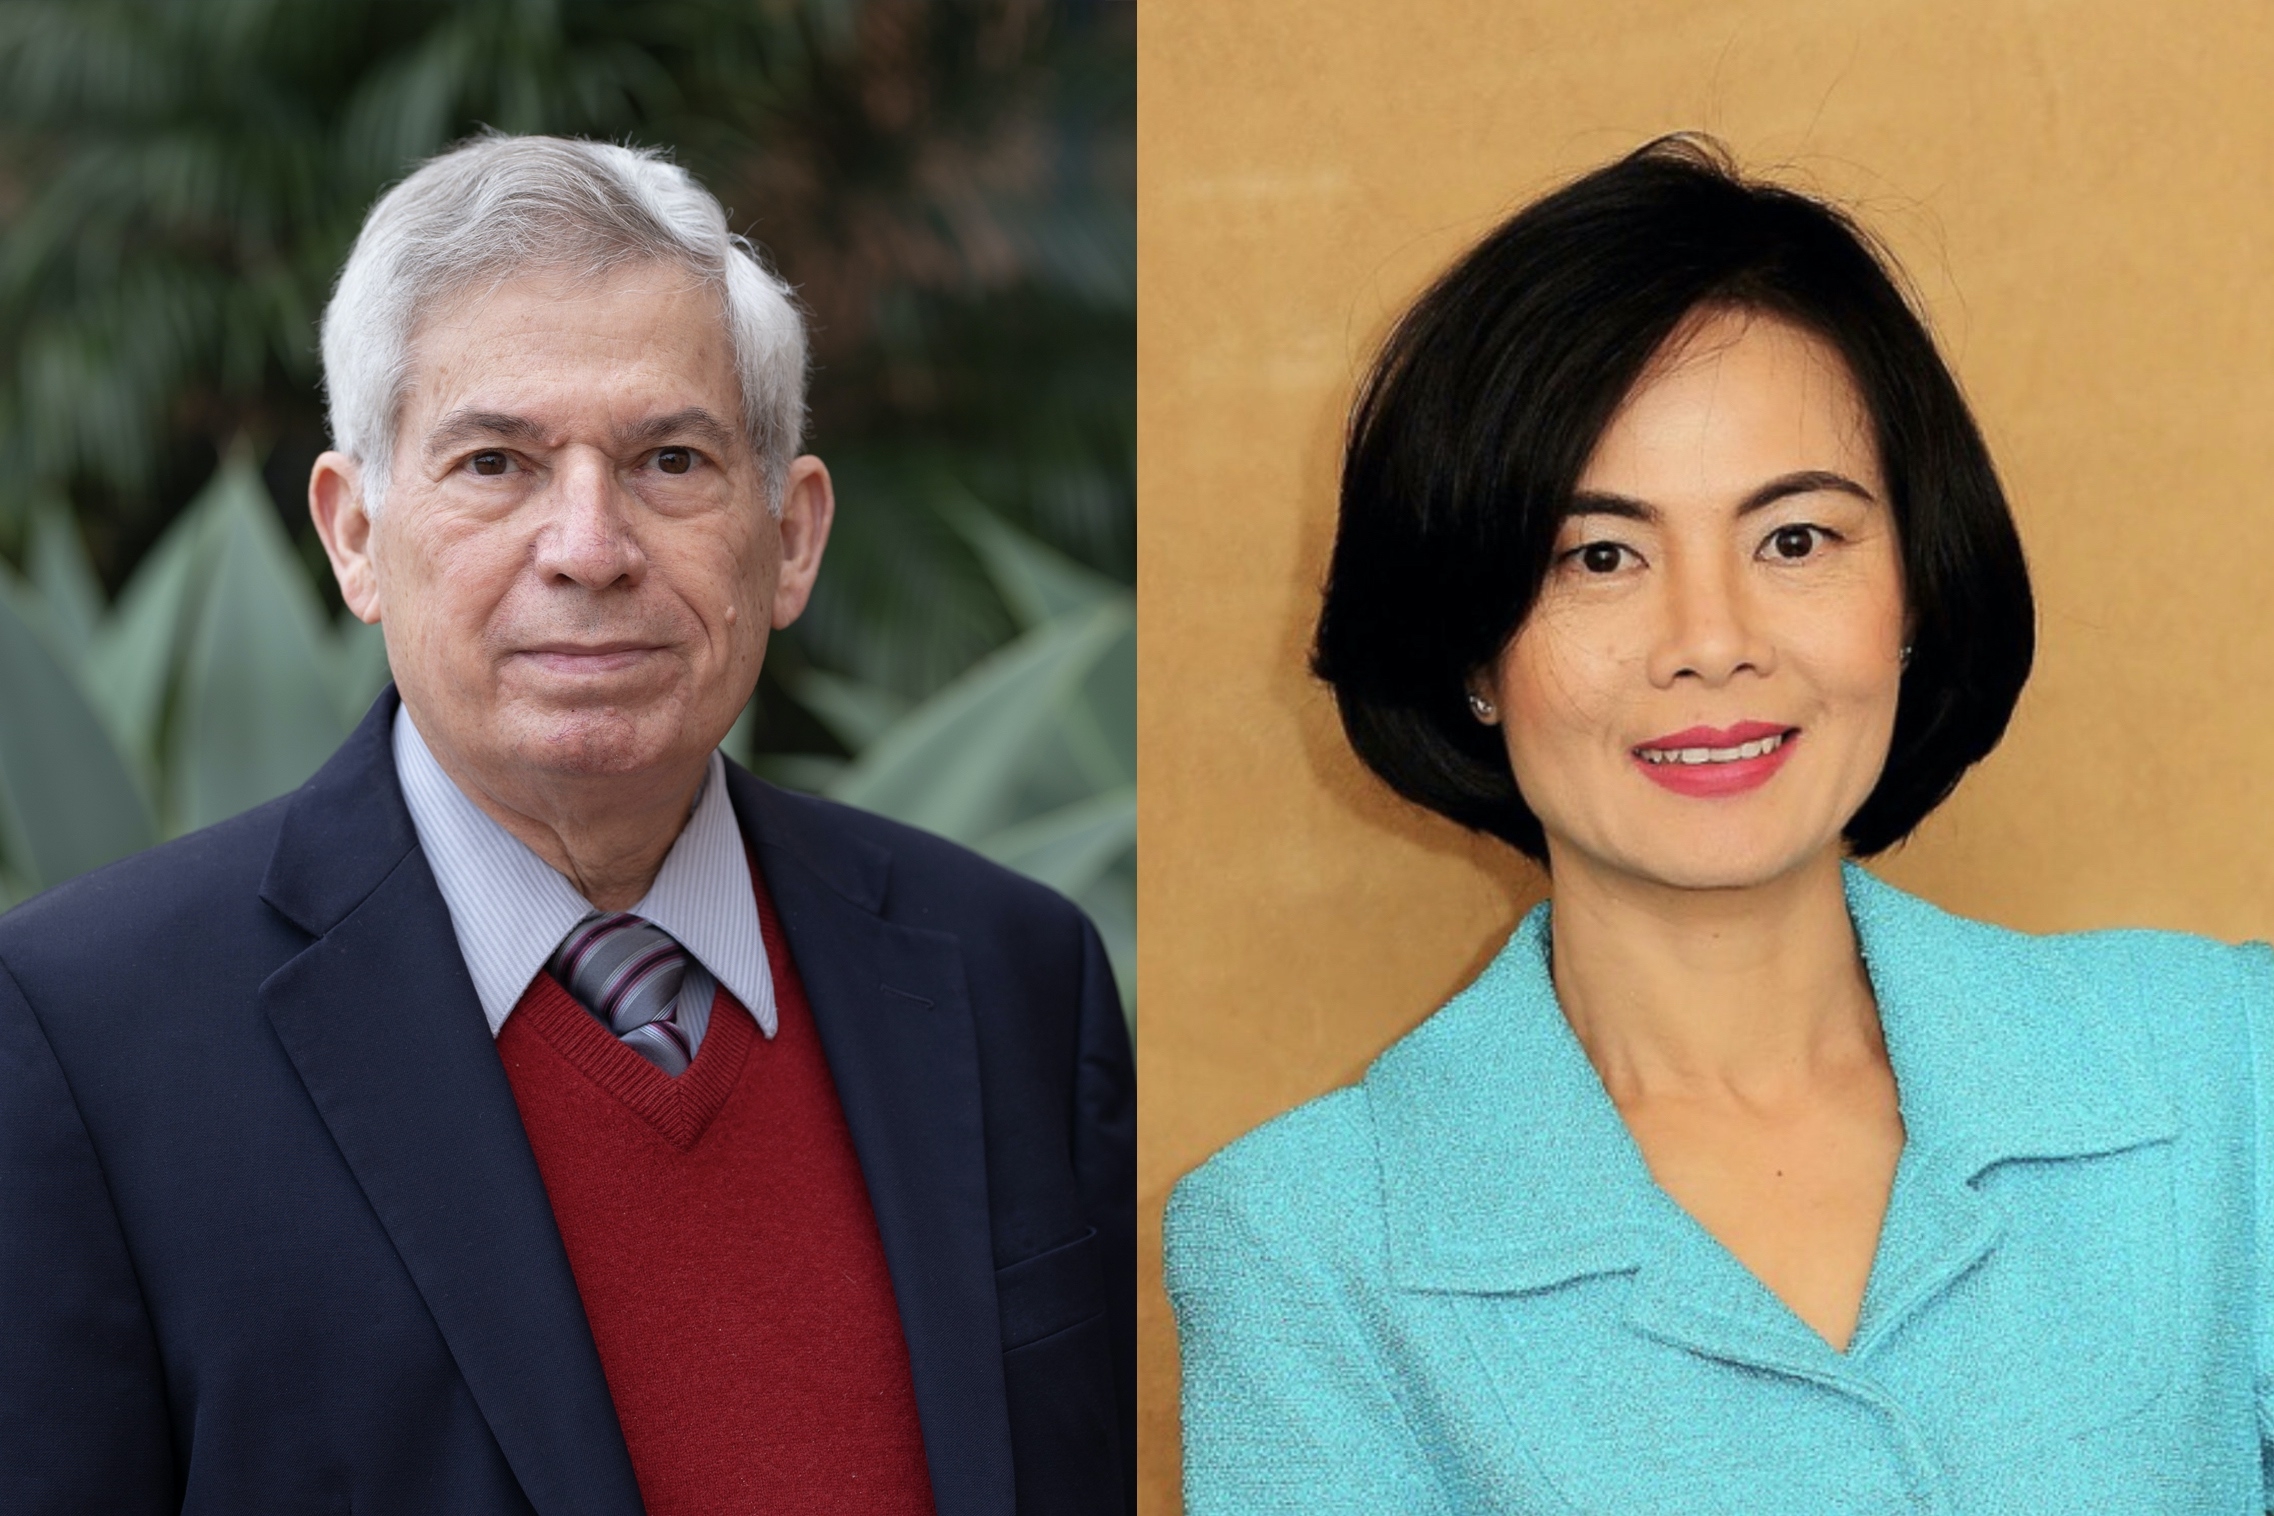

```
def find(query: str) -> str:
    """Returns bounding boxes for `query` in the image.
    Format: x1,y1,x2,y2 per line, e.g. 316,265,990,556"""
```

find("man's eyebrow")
1565,470,1877,525
617,407,739,453
425,410,547,455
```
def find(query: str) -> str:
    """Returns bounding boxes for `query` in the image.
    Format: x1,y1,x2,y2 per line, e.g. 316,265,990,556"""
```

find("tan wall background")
1136,1,2274,1508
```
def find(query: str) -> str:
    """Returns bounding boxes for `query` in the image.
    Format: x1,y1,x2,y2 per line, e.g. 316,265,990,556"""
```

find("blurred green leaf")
750,752,851,793
790,667,913,753
947,496,1123,628
167,455,347,832
0,569,154,889
825,597,1131,845
331,613,391,729
82,489,214,770
26,501,104,664
977,783,1134,899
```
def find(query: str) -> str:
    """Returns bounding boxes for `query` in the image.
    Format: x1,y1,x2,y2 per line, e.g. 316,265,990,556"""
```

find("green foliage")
767,509,1135,1015
0,454,383,908
0,564,153,902
0,0,1132,1006
0,0,1133,719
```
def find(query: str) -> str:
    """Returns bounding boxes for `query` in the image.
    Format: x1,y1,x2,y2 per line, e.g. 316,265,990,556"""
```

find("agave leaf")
724,694,759,768
26,501,105,665
944,495,1122,628
789,667,913,754
0,572,155,891
1066,615,1135,790
167,459,348,834
82,482,219,767
749,753,850,794
824,598,1130,844
331,614,393,729
976,783,1134,898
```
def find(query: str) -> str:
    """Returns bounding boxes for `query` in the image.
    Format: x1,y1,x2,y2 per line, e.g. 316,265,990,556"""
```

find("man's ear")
310,451,383,624
768,455,836,630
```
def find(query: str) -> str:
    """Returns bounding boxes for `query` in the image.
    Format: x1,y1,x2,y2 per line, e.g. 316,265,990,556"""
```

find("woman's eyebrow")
1568,470,1877,524
1737,469,1877,514
1566,492,1659,523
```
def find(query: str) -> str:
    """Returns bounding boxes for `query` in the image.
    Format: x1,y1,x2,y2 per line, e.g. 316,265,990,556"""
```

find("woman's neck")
1545,846,1887,1108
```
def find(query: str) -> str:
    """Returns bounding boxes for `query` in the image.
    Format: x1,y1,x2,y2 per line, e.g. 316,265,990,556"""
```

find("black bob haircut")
1313,137,2035,862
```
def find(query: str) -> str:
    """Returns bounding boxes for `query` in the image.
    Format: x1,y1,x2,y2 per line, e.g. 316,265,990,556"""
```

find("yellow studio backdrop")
1136,0,2274,1507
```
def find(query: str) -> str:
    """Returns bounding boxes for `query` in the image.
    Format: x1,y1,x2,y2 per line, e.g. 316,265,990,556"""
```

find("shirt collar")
392,706,775,1039
1365,862,2177,1295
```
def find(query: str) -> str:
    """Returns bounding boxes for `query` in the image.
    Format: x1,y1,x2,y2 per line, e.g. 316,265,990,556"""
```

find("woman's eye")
469,451,510,477
1765,524,1824,560
655,447,694,476
1576,541,1628,574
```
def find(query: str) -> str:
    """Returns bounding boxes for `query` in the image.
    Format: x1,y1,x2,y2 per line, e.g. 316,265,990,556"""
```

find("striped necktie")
548,912,696,1076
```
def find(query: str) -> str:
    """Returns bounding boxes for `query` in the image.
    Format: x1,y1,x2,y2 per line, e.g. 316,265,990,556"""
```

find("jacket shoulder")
1165,1088,1384,1296
737,772,1094,935
0,797,296,983
2047,921,2274,1062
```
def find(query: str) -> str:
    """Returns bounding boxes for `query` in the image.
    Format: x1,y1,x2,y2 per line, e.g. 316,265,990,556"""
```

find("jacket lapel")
256,691,642,1516
1372,864,2182,1377
728,766,1016,1516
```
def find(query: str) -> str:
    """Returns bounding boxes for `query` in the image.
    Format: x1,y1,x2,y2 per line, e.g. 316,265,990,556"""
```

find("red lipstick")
1631,721,1799,798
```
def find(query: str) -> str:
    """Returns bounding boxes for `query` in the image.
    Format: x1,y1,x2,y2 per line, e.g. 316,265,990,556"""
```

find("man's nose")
1646,554,1770,687
533,448,644,589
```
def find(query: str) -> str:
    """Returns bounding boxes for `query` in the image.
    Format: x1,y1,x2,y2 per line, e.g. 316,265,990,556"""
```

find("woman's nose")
1646,556,1769,687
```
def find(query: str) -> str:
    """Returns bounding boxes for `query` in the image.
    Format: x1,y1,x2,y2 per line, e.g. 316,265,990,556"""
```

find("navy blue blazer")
0,689,1134,1516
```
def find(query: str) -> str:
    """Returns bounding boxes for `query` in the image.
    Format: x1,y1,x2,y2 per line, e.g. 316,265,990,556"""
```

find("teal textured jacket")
1166,866,2274,1513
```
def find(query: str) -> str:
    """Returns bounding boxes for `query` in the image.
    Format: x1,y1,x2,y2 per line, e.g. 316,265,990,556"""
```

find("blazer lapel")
256,691,642,1516
728,766,1016,1516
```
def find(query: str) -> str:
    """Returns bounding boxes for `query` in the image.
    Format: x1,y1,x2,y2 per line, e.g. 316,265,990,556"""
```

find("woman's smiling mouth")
1631,723,1800,796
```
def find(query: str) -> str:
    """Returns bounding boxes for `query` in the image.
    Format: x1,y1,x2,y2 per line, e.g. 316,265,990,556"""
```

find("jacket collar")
722,766,1018,1516
1369,862,2178,1301
258,687,648,1516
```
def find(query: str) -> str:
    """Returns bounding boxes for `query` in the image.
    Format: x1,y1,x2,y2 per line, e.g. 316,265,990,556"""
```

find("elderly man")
0,136,1133,1516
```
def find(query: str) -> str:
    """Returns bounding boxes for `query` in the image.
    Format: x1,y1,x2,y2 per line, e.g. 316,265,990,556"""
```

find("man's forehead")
401,269,742,455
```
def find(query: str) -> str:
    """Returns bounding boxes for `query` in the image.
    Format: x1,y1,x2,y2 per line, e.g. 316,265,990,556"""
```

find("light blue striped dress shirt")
391,706,776,1050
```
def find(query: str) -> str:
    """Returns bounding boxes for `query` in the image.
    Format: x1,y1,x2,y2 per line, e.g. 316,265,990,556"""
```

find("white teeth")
1640,732,1787,765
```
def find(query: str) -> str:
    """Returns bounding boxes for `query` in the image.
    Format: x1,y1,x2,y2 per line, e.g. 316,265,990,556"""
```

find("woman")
1166,138,2274,1513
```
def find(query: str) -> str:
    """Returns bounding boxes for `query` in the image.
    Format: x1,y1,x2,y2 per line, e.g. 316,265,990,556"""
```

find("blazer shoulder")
739,771,1093,933
1165,1087,1384,1296
2035,920,2274,1028
0,796,295,981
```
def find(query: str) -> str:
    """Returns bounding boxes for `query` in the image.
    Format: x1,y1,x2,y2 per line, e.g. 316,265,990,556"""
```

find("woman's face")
1478,307,1907,892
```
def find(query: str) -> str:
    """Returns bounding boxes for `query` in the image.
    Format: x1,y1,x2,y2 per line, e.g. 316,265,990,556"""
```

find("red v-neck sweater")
495,857,936,1516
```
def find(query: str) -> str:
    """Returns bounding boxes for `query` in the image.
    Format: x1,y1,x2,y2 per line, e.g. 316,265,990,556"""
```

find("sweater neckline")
512,974,754,1151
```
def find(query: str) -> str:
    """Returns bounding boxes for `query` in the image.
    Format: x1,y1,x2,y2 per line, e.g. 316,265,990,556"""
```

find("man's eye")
655,447,694,476
1766,524,1824,560
469,451,510,477
1576,542,1628,574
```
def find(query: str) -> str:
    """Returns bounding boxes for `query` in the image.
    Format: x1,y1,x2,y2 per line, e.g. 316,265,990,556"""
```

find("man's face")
320,263,828,801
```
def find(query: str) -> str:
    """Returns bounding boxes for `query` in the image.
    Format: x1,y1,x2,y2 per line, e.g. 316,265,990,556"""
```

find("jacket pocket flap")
995,1226,1103,1350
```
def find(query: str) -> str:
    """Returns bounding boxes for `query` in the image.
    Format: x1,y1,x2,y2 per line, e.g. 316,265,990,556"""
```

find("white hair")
320,133,806,513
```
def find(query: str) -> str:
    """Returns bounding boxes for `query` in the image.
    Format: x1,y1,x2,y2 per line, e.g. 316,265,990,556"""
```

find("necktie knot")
549,911,695,1075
